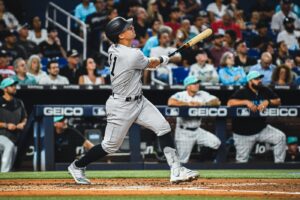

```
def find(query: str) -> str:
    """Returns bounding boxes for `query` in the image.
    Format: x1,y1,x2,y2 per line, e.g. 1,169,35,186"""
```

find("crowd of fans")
0,0,300,86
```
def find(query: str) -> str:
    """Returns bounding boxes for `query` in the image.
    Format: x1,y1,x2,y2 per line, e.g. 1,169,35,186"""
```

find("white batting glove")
159,55,169,66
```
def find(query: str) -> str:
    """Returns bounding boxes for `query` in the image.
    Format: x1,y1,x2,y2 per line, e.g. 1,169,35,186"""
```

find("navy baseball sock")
75,144,108,168
158,132,175,150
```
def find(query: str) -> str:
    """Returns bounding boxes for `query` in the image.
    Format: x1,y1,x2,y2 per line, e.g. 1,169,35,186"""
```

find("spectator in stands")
0,0,19,30
274,41,290,66
209,32,230,68
60,49,81,84
293,51,300,76
227,71,286,163
54,116,94,163
147,0,164,25
275,1,300,18
16,23,39,59
250,20,274,52
26,54,46,83
223,29,237,52
206,0,227,23
285,136,300,162
0,77,27,172
39,60,69,85
39,26,67,59
27,16,47,45
271,64,293,85
250,0,274,23
249,52,276,85
78,58,104,85
234,40,257,73
11,58,36,85
176,19,197,46
211,10,242,40
147,19,161,38
246,11,260,32
190,14,209,35
164,7,181,38
179,0,201,21
75,0,96,22
149,30,181,84
277,17,300,50
218,51,247,85
189,49,219,85
271,0,300,33
2,30,26,63
157,0,172,22
133,7,149,48
284,56,298,82
0,49,14,79
168,75,221,163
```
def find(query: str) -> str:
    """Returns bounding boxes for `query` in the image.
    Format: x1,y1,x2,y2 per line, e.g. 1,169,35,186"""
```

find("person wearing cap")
271,0,300,32
0,49,15,80
39,26,67,59
16,23,39,59
2,30,26,64
0,77,27,172
53,116,94,163
227,71,286,163
10,58,37,85
189,49,219,85
249,52,276,85
285,136,300,162
277,17,300,50
60,49,81,84
168,75,221,163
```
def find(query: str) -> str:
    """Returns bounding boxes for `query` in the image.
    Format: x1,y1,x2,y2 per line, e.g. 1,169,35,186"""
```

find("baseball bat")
168,28,213,57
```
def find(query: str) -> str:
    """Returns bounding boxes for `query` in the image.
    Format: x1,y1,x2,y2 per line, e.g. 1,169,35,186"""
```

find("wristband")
267,99,271,105
159,56,163,64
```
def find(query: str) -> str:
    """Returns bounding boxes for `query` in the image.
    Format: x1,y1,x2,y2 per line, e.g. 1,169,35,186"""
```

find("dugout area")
0,170,300,199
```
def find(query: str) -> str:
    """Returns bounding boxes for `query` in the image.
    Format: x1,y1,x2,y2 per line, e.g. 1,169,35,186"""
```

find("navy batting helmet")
105,17,133,43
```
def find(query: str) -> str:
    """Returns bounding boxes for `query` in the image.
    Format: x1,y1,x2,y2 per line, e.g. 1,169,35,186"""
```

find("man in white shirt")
271,0,300,32
189,49,219,85
39,60,69,85
168,75,221,163
277,17,300,50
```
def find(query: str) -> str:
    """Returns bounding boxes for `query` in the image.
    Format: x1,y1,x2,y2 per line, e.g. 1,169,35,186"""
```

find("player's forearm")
168,98,189,106
269,98,281,106
206,99,221,106
0,122,7,129
227,99,249,107
147,57,161,68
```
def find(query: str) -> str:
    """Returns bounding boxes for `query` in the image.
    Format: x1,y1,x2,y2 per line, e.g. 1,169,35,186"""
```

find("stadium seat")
171,67,190,85
247,48,260,60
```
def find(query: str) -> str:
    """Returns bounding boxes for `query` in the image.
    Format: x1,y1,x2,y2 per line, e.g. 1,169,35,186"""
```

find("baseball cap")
183,76,200,87
283,17,295,25
0,49,8,57
17,23,29,32
67,49,79,57
0,77,18,90
3,30,17,38
246,71,264,82
54,116,64,123
287,136,298,144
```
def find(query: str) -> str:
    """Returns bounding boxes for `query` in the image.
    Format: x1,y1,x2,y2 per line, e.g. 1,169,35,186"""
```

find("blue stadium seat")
247,48,260,60
171,67,190,85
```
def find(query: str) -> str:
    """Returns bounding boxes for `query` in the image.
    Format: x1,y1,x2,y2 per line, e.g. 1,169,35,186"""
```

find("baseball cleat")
170,167,199,183
68,160,91,185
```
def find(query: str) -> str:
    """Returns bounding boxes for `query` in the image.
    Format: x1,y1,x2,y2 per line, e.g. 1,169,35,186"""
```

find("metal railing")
45,2,87,59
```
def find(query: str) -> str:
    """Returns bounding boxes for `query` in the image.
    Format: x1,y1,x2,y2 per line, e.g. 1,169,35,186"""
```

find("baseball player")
68,17,199,184
168,76,221,163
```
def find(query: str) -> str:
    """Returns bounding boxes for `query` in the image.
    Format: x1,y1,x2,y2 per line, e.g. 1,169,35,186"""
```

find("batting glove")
159,55,169,66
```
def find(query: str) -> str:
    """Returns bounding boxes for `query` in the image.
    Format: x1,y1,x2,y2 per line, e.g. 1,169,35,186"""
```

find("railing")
45,2,87,59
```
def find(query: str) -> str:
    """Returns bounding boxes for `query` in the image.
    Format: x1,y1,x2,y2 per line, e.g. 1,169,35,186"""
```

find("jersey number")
110,54,117,76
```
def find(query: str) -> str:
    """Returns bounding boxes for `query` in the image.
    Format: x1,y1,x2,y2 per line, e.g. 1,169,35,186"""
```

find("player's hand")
257,100,269,112
159,56,169,66
7,123,17,131
245,100,257,112
16,123,25,130
188,101,203,106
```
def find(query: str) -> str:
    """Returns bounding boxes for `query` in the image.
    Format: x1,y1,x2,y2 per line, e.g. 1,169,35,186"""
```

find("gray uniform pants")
233,125,286,163
0,135,17,172
175,127,221,163
101,95,171,153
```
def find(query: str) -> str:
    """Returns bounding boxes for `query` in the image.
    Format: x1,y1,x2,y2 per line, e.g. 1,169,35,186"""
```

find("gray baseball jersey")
102,44,171,154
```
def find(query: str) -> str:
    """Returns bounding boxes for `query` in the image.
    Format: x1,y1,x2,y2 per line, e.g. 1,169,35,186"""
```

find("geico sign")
43,107,84,116
188,108,227,117
260,108,298,117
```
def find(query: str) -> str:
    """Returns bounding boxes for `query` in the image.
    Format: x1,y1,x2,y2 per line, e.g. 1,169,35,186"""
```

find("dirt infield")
1,178,300,199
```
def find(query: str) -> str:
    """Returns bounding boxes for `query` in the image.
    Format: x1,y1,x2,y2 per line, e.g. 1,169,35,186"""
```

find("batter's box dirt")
0,178,300,199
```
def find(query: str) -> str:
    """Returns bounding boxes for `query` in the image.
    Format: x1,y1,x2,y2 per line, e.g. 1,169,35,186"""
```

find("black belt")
179,125,198,131
112,93,142,102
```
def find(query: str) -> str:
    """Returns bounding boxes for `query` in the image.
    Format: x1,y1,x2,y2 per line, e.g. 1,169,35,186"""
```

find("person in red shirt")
164,7,181,38
0,49,14,81
211,10,242,39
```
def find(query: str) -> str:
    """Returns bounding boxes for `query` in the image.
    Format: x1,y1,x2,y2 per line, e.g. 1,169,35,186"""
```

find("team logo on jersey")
236,108,250,116
92,107,106,116
165,107,179,116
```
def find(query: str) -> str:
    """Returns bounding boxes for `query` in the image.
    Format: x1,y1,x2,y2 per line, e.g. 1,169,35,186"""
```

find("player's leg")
257,125,286,163
233,133,257,163
175,127,196,163
135,97,199,183
196,128,221,150
0,135,15,172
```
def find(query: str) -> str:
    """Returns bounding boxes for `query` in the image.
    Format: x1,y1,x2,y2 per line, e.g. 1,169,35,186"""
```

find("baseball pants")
233,125,286,163
101,95,171,153
175,127,221,163
0,135,17,172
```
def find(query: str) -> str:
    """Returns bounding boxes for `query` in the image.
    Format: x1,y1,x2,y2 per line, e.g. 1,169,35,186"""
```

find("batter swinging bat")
168,28,213,57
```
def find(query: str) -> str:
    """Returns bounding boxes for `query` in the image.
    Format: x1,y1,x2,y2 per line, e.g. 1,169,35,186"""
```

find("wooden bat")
168,28,213,57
